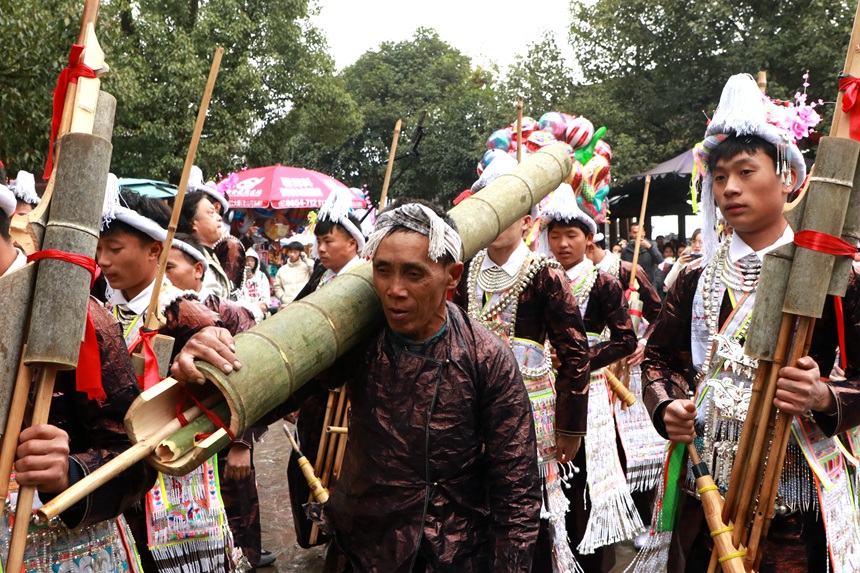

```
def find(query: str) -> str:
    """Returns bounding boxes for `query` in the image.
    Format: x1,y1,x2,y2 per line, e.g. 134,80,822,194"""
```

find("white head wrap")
9,171,40,206
316,187,366,253
0,185,16,218
172,238,209,269
535,183,597,257
692,74,816,264
471,152,517,193
187,165,230,213
101,173,168,242
363,203,462,263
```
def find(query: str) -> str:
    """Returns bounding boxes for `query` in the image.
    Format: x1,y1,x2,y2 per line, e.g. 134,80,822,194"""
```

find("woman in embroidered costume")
635,74,860,572
97,188,248,572
0,184,156,573
453,169,591,573
537,184,640,571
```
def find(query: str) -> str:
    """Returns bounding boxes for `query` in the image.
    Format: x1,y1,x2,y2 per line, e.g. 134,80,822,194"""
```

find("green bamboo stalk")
133,143,572,474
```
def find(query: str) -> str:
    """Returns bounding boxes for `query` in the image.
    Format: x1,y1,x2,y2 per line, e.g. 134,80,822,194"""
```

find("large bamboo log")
23,132,112,367
126,144,573,475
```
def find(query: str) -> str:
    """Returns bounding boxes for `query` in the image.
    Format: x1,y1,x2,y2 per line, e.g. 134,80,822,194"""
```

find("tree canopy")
0,0,348,182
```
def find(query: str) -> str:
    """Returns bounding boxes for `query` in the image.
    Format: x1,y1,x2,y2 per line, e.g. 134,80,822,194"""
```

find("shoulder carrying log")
125,144,573,475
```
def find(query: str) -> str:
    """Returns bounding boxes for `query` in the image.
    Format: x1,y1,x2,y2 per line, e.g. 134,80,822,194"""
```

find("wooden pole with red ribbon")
5,2,114,569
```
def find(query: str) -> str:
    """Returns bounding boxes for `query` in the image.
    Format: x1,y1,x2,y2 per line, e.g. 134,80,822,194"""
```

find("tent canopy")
607,149,695,219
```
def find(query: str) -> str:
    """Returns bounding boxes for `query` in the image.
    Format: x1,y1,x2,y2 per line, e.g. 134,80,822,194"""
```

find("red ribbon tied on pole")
839,76,860,143
27,249,105,402
43,44,97,180
128,330,161,391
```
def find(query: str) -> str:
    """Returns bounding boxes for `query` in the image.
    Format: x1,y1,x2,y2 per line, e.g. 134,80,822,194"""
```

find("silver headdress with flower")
691,73,820,263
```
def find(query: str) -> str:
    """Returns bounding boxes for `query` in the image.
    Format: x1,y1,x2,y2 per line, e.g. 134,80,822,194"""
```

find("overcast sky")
310,0,576,72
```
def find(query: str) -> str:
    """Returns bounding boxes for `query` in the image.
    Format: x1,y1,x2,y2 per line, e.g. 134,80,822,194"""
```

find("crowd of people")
1,71,859,573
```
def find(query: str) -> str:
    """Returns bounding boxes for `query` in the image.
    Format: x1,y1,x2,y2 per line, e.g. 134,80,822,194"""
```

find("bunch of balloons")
481,110,612,223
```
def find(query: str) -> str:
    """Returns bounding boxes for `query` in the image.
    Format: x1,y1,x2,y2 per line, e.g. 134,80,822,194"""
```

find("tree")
0,0,348,183
568,0,855,180
253,28,512,205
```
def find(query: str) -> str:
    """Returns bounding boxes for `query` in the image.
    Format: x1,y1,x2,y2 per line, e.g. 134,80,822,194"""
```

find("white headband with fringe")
535,183,597,258
172,238,209,270
363,203,462,263
9,171,40,206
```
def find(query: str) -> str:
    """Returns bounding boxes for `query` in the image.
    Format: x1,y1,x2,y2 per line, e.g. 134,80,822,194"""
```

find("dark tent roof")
608,149,695,218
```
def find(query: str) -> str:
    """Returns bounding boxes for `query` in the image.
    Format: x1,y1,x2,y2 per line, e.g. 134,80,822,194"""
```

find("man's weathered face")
372,230,463,341
629,224,640,241
316,226,357,273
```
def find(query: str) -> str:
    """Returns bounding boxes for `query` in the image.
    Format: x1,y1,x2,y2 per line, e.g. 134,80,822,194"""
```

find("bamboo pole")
284,425,329,503
605,368,636,407
378,119,402,211
745,317,814,572
144,47,223,331
313,390,337,476
9,0,103,255
0,350,32,502
687,445,745,573
756,71,767,94
36,396,220,522
7,369,57,570
516,97,524,163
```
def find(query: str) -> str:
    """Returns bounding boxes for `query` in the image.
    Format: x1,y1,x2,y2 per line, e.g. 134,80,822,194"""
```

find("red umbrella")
221,165,367,209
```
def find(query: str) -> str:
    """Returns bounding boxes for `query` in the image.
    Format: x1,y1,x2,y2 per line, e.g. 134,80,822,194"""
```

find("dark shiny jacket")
40,299,157,528
643,265,860,438
453,261,591,436
583,272,637,369
322,303,540,572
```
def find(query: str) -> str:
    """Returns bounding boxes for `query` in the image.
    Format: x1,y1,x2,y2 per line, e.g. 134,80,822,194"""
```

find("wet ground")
255,422,635,572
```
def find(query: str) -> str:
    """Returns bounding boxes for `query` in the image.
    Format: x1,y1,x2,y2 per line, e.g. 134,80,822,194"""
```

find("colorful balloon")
566,161,584,193
537,112,567,140
486,129,512,152
478,149,506,175
566,117,595,149
574,126,607,164
584,155,610,189
594,140,613,162
525,130,556,152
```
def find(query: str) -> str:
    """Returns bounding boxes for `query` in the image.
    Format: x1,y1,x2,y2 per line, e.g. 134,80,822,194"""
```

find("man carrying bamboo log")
536,184,640,571
453,175,592,572
636,74,860,572
173,200,542,572
0,182,156,570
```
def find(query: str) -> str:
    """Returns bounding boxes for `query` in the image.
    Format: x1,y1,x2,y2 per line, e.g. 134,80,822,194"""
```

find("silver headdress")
692,74,820,263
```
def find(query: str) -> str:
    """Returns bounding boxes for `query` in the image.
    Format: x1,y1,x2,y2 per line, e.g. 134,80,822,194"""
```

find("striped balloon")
565,117,595,149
